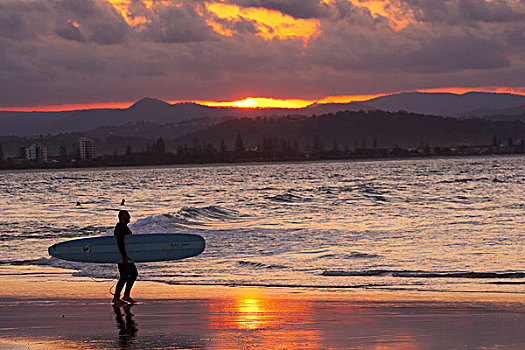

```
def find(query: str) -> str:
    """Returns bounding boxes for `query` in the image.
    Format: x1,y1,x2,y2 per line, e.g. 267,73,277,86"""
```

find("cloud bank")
0,0,524,107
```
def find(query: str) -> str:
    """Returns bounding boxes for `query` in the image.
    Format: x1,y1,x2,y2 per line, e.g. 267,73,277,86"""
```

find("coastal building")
79,137,96,160
26,143,48,163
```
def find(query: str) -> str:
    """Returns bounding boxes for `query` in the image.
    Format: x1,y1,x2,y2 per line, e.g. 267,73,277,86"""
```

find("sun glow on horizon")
2,87,524,112
201,97,314,109
0,101,135,112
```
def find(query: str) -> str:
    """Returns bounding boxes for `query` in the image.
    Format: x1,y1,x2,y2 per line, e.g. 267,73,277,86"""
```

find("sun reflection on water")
236,293,266,330
206,290,325,349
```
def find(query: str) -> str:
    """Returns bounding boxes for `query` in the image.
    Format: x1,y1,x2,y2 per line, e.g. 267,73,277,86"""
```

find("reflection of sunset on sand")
234,292,269,330
206,292,324,349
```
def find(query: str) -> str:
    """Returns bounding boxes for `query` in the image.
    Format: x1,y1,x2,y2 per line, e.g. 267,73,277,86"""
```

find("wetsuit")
114,222,138,299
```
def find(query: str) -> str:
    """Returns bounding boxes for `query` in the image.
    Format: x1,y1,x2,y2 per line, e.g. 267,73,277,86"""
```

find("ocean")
1,155,524,294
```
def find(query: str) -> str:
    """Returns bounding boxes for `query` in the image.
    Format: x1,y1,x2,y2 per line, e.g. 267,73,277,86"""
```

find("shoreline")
3,265,525,303
1,152,523,174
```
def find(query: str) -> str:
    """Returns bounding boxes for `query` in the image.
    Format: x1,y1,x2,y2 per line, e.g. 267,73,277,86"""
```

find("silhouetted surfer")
112,210,138,305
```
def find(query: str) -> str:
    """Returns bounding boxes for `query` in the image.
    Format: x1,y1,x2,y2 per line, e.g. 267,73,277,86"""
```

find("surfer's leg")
123,263,137,298
114,263,129,299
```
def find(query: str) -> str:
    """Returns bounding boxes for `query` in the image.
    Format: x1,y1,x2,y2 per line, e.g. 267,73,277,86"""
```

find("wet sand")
2,267,525,349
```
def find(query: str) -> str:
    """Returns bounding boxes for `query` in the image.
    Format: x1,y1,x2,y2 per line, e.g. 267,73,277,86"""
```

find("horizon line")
1,86,524,112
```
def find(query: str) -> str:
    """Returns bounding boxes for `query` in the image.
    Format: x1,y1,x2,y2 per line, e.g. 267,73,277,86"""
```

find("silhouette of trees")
154,138,165,154
234,132,245,154
59,143,67,160
310,134,324,158
256,135,300,160
219,139,227,153
18,147,26,159
1,109,524,169
332,140,339,152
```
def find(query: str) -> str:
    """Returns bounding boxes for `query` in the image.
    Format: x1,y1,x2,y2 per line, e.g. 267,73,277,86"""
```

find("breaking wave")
177,206,240,221
130,206,241,232
238,260,288,270
265,193,311,203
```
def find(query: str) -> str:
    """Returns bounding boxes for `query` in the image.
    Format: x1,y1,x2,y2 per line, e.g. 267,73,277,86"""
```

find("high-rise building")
79,137,96,160
26,143,48,163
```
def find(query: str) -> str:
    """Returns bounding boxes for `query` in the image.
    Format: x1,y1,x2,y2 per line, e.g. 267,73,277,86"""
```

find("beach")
2,266,525,349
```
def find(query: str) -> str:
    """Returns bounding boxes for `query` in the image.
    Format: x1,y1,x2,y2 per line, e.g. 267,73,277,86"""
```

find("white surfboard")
48,233,205,263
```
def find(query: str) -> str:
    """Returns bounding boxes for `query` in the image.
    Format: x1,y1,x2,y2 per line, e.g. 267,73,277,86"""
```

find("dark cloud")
138,3,217,43
402,36,510,73
0,1,52,40
227,0,330,18
505,30,525,47
0,12,25,39
459,0,524,23
53,0,130,45
55,22,85,42
402,0,525,24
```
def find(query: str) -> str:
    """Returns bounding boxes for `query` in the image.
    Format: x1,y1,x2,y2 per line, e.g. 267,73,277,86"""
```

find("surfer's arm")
114,224,129,261
116,234,128,258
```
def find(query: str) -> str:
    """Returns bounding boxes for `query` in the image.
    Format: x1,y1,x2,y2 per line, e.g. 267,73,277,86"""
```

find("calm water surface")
0,155,523,294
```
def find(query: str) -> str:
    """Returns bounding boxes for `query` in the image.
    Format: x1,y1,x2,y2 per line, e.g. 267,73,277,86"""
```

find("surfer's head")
118,210,131,224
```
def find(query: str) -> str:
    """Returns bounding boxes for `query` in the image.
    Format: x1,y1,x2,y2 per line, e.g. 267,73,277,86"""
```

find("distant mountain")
2,92,525,136
0,98,299,136
460,104,525,122
302,102,372,115
359,92,525,117
50,98,232,134
0,99,223,136
0,111,71,136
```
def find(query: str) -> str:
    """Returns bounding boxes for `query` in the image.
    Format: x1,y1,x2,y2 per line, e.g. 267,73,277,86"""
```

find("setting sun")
234,98,258,108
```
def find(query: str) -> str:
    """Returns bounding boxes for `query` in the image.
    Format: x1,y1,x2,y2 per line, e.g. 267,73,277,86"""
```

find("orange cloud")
347,0,417,30
107,0,150,27
205,2,320,42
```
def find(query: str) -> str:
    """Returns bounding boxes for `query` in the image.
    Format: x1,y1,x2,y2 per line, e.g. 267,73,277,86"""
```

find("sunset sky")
1,0,524,111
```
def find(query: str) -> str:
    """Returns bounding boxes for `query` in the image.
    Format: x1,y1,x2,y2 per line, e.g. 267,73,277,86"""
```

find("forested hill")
2,110,524,159
173,110,525,150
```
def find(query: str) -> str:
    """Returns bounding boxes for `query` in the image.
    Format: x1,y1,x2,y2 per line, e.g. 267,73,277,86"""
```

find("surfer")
112,210,138,305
